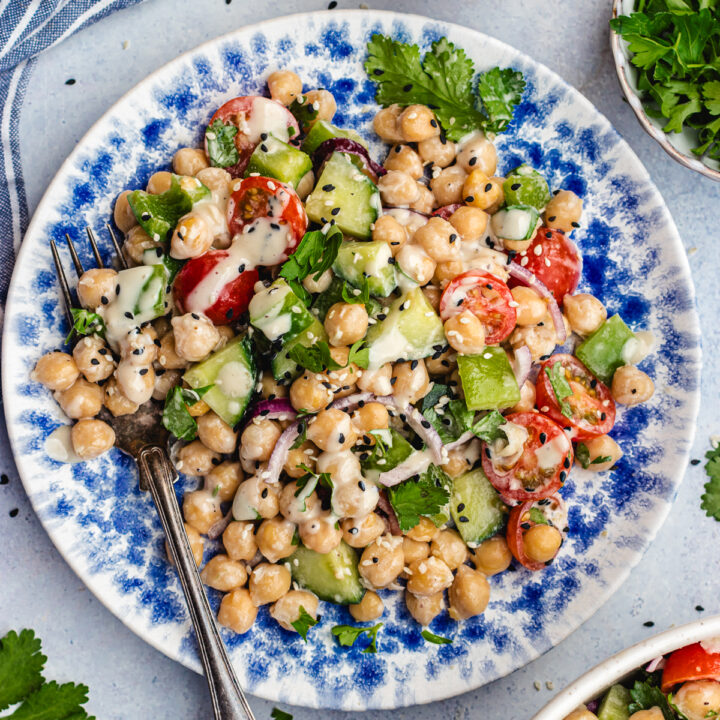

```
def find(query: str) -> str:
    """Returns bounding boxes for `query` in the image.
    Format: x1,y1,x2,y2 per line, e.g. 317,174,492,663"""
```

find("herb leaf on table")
701,443,720,521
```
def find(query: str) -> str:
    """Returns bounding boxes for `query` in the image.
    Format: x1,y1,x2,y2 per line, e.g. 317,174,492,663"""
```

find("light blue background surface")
0,1,718,718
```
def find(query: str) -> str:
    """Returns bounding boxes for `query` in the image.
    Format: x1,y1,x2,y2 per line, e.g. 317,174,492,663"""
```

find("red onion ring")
445,430,475,450
377,491,402,535
265,420,301,484
646,656,666,673
207,510,232,540
313,138,386,182
432,203,462,220
507,263,567,344
377,449,433,487
244,398,297,425
511,345,532,388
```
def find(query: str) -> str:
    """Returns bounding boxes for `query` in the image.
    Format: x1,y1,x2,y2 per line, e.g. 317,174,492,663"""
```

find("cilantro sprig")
576,442,613,469
291,606,318,642
365,34,525,140
162,385,213,441
341,276,371,305
64,308,106,344
288,339,369,372
628,677,677,720
701,442,720,521
205,118,240,168
387,476,451,532
331,623,383,654
471,410,509,444
270,709,293,720
545,363,574,419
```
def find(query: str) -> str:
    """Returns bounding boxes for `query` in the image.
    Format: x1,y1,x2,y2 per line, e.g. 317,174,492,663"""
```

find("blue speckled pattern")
1,10,701,711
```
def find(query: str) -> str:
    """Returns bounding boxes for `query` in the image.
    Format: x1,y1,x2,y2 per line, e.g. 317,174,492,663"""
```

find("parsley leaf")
205,118,239,168
331,623,383,654
701,443,720,521
291,606,318,642
341,276,371,305
420,383,473,444
421,630,453,645
271,709,293,720
289,339,369,373
628,678,676,720
290,420,308,450
545,364,574,419
64,308,106,344
387,477,451,532
576,443,612,469
288,95,318,132
347,340,370,369
365,34,524,140
162,385,213,441
471,410,508,444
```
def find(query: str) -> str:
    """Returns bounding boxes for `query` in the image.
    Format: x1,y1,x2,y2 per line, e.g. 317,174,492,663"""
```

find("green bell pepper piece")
503,164,551,210
457,348,521,410
575,314,636,384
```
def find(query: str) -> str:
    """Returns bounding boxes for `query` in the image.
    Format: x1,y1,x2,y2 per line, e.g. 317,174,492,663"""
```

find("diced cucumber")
360,428,414,477
457,349,521,411
142,247,185,282
289,541,364,605
245,134,312,188
451,468,508,544
333,240,397,298
491,204,540,243
575,315,636,384
248,278,314,343
503,165,551,210
183,334,257,427
271,316,327,383
364,288,445,369
301,119,366,156
596,684,631,720
305,152,380,239
311,276,382,321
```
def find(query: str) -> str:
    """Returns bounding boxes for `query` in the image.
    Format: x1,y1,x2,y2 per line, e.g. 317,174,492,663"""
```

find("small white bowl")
532,615,720,719
610,0,720,181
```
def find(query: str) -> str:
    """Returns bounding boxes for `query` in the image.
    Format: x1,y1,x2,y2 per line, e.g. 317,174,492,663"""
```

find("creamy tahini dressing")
492,207,532,241
215,360,253,399
238,97,293,144
248,282,294,341
534,433,571,470
45,425,84,464
622,330,655,365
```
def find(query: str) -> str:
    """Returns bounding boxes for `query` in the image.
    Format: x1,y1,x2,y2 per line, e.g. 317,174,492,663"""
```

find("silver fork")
51,227,256,720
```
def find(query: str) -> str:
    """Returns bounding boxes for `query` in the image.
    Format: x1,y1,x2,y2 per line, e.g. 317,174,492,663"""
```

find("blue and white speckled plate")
2,10,702,711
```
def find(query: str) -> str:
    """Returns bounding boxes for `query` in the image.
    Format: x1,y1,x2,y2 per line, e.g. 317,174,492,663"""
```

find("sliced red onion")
265,420,301,484
245,398,297,424
377,450,433,487
377,491,401,535
511,345,532,388
445,430,475,450
507,263,567,344
313,139,386,182
432,203,462,220
586,700,599,714
645,656,666,673
207,511,232,540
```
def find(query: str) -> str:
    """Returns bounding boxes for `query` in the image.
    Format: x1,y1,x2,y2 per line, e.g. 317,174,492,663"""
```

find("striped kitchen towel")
0,0,144,307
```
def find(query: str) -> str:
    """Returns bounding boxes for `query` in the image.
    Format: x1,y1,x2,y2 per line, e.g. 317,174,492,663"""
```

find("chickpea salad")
32,34,657,644
566,640,720,720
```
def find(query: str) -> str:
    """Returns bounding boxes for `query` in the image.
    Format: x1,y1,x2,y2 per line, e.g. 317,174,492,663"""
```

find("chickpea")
201,554,248,592
324,302,368,347
674,679,720,720
178,440,220,477
151,369,180,402
194,412,237,455
457,133,497,176
114,360,154,406
562,293,606,336
350,590,384,622
463,171,504,212
218,588,257,634
403,537,430,566
341,513,386,548
223,521,258,562
171,148,208,178
396,243,436,286
289,372,334,412
267,69,303,106
271,590,319,632
582,435,622,472
301,265,332,293
183,489,222,534
563,708,598,720
511,380,537,413
384,144,423,179
391,359,429,405
378,170,420,207
284,441,318,480
410,184,435,215
113,190,137,233
303,89,336,125
628,710,664,720
146,170,173,195
398,105,440,142
70,419,115,459
323,346,360,397
512,286,547,326
255,517,297,563
448,564,490,620
54,378,104,419
471,536,512,576
166,523,204,567
76,267,118,310
413,217,461,263
233,475,280,520
170,213,212,259
307,409,357,452
544,189,583,232
331,478,379,519
124,225,160,265
509,323,557,363
32,352,79,391
612,365,654,405
195,166,231,194
103,377,139,416
372,214,407,255
417,135,456,168
249,563,292,606
425,346,456,376
170,313,219,363
357,363,393,396
430,529,468,571
422,286,442,312
373,104,404,143
444,311,486,355
71,336,113,383
430,165,467,206
299,514,343,554
359,535,404,588
523,524,562,564
240,419,281,462
260,372,288,401
205,461,242,502
441,447,472,478
156,331,188,370
406,556,453,596
120,326,158,365
405,590,444,626
279,480,321,523
449,206,488,242
433,260,463,288
352,402,390,435
406,516,440,542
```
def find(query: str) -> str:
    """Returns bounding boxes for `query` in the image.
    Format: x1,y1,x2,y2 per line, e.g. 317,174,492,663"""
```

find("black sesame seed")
139,368,149,376
141,212,151,221
539,432,547,444
643,621,655,627
9,508,18,518
191,313,200,320
390,377,397,386
484,183,492,192
358,480,366,491
690,459,701,466
387,257,396,265
559,470,567,482
270,222,280,230
449,233,458,243
338,433,345,444
98,348,108,355
403,83,413,92
90,358,100,365
410,359,418,370
238,264,246,273
511,183,521,191
260,132,268,141
321,381,332,389
0,474,8,485
261,488,269,498
548,216,556,222
377,313,387,321
116,285,121,295
373,68,383,76
322,184,335,192
101,296,109,305
546,231,553,239
458,516,469,523
153,339,161,347
372,557,379,563
441,360,450,367
590,379,597,388
600,412,607,421
430,119,438,128
441,418,451,426
465,196,474,203
421,420,431,429
457,503,465,512
521,522,531,530
260,144,268,152
563,457,570,469
331,207,340,216
571,221,580,228
696,605,705,611
469,156,477,166
124,311,133,319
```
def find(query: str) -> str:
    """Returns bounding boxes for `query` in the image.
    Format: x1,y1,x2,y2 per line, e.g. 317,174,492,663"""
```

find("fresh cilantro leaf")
290,420,308,450
205,118,239,168
288,341,342,373
703,80,720,115
331,623,383,654
576,443,613,469
418,464,454,526
288,95,318,131
9,680,92,720
471,410,508,444
387,478,451,532
162,385,213,441
0,629,46,711
701,443,720,521
545,364,573,419
347,340,370,370
341,276,371,305
365,34,524,140
291,606,318,642
528,507,549,525
476,67,527,133
295,465,334,495
629,679,676,720
64,308,105,344
270,709,293,720
421,630,453,645
421,383,473,444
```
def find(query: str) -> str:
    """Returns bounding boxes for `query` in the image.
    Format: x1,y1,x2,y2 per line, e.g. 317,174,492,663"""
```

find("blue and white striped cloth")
0,0,143,305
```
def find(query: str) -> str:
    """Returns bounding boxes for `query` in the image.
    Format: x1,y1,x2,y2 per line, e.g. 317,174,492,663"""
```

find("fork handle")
138,444,255,720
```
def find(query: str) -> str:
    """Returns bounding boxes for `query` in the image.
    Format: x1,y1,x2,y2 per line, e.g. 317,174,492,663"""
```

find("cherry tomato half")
439,270,517,344
173,250,259,325
227,176,307,261
506,495,566,571
510,227,581,304
481,411,574,503
535,354,615,441
662,643,720,692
